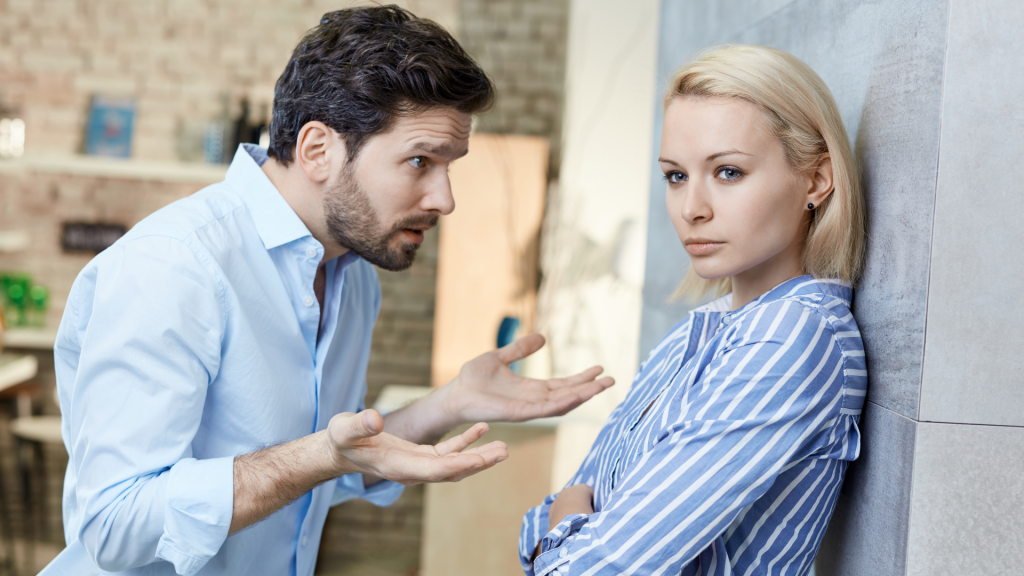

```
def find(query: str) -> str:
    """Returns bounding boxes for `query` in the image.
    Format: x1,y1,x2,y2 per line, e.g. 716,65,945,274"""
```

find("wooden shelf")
0,154,228,184
3,327,58,350
0,353,38,393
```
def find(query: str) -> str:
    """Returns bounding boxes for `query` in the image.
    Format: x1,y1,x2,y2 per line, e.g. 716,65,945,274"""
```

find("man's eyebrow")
706,149,751,161
410,141,469,159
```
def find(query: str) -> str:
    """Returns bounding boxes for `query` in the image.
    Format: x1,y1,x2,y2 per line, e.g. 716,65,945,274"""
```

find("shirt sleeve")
60,235,231,576
531,300,847,576
519,493,555,573
331,473,405,507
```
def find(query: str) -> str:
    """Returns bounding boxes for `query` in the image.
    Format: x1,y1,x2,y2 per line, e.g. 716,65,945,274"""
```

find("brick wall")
0,0,568,573
0,0,458,161
459,0,570,176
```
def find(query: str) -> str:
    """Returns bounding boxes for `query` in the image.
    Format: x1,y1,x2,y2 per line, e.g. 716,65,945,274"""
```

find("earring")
807,202,814,210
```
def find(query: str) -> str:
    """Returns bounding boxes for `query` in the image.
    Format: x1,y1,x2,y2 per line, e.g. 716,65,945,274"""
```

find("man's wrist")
385,383,463,443
319,429,358,479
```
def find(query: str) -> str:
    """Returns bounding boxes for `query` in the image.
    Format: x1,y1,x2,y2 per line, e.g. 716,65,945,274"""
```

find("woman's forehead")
661,97,777,160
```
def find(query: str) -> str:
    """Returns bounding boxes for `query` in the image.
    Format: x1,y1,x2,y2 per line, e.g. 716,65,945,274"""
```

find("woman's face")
660,96,829,296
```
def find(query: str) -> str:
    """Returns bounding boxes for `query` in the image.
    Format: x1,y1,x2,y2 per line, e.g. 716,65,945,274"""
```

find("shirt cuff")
519,502,552,574
331,473,404,507
533,514,590,576
155,456,234,576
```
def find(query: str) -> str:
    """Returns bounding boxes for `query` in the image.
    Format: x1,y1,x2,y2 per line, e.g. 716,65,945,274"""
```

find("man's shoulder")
120,182,246,245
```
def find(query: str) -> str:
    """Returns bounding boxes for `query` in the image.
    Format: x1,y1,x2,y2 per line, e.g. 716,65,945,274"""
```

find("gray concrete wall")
641,1,1024,574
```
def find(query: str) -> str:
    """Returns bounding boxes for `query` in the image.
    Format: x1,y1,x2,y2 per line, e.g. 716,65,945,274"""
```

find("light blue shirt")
520,277,866,576
44,145,403,576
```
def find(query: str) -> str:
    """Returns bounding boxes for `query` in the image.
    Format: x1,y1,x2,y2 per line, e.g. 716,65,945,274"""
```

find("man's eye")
717,167,743,181
664,171,687,184
408,156,426,169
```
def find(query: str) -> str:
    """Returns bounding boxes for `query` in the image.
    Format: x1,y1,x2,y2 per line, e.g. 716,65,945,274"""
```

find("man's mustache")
390,214,440,236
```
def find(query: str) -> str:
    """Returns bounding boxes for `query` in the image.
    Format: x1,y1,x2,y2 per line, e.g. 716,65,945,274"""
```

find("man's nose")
421,172,456,216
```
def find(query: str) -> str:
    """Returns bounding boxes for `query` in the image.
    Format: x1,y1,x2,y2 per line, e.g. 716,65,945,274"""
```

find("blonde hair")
665,44,865,301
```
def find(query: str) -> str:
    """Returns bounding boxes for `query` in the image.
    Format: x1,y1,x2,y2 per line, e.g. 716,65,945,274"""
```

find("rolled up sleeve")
65,235,230,575
156,457,235,575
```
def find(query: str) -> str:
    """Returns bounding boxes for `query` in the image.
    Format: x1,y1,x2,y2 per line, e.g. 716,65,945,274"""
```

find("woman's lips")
684,241,725,256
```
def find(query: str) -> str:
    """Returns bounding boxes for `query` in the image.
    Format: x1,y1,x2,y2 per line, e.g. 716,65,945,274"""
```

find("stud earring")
807,202,814,210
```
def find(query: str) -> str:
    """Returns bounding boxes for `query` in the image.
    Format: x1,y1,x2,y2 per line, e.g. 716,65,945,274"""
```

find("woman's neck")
730,242,806,311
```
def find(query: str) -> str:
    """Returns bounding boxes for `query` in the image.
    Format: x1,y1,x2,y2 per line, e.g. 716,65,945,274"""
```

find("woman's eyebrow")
658,157,680,166
706,149,751,161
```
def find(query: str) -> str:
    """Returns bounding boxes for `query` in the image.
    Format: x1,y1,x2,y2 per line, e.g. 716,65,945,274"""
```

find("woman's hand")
549,483,595,531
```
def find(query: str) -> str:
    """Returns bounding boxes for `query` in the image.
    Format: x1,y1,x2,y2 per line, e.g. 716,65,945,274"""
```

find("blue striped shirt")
519,276,866,576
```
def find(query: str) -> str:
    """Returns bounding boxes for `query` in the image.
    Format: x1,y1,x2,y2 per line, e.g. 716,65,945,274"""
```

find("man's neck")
260,156,349,262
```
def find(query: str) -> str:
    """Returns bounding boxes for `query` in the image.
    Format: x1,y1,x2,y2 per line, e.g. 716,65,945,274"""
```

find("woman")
519,45,867,576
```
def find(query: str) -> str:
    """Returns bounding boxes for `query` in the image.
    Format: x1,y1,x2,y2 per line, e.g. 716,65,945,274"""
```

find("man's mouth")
400,228,426,244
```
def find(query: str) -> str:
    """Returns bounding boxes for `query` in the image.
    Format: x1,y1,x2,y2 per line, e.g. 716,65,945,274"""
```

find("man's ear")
806,152,834,207
295,121,345,184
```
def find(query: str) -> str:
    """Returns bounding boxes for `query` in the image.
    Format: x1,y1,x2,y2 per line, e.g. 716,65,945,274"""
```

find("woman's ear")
806,152,834,208
295,121,344,184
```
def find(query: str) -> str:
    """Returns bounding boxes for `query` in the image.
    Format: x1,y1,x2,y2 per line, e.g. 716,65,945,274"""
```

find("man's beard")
323,172,437,272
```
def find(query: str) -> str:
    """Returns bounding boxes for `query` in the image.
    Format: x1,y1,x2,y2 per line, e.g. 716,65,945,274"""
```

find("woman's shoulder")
727,279,863,353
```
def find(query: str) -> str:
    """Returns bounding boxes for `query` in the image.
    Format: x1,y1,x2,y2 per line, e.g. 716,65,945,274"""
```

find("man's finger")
549,378,615,401
546,366,607,389
435,422,490,456
495,333,546,365
509,379,614,421
441,444,509,482
327,409,384,447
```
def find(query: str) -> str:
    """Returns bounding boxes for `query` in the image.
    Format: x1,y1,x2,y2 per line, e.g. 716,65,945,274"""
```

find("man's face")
323,107,472,271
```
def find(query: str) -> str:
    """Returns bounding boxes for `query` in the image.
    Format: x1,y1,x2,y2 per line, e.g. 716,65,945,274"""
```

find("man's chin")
362,242,419,272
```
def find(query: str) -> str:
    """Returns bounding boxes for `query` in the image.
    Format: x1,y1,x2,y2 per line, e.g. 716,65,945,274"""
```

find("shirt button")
722,315,732,325
301,535,308,547
305,247,317,258
303,296,315,307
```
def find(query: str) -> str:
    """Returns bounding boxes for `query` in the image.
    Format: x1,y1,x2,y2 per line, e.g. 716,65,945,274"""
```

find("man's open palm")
445,333,615,423
328,410,508,484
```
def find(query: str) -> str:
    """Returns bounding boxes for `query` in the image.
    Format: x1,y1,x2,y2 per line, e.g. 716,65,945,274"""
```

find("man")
43,7,612,576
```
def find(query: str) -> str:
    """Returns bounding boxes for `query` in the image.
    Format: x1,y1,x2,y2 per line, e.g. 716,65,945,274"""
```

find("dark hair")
267,5,494,165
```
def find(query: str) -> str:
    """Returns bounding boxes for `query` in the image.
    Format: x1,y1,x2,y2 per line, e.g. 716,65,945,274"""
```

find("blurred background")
1,1,1022,575
0,0,658,574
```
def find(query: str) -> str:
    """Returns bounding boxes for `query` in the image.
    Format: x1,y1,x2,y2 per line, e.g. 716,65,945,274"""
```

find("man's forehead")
393,107,473,145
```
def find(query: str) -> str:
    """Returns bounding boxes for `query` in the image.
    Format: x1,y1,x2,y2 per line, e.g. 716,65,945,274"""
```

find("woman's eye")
717,167,743,181
408,156,426,169
664,171,687,184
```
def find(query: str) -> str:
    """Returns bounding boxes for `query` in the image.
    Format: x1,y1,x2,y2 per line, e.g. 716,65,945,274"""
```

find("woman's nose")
680,183,711,224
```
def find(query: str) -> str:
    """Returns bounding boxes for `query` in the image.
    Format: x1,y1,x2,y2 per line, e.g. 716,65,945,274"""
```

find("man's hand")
230,409,507,534
327,409,508,484
441,333,615,425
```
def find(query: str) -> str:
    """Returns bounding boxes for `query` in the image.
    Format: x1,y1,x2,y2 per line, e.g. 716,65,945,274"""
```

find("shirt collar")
694,275,853,316
224,144,313,250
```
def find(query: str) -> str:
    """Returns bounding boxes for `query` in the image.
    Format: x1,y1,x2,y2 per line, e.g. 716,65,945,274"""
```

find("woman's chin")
690,265,735,281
